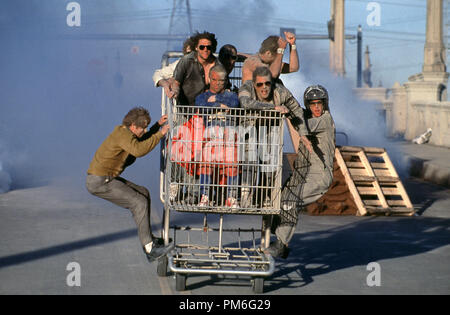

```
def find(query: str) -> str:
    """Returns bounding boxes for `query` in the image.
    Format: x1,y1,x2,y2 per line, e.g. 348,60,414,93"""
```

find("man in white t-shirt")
152,37,194,98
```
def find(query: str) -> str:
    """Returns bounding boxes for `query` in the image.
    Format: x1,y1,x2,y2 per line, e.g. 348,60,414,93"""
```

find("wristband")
277,48,285,54
291,44,297,50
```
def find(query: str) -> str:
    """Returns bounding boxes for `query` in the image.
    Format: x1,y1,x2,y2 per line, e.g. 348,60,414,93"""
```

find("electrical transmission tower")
167,0,193,50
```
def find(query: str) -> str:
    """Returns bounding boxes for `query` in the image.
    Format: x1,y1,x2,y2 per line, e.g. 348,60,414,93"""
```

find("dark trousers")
86,174,153,247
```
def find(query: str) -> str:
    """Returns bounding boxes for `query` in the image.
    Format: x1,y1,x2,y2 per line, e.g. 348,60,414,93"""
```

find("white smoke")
0,0,280,195
0,161,12,194
283,73,385,145
0,137,11,194
282,63,408,177
0,0,409,197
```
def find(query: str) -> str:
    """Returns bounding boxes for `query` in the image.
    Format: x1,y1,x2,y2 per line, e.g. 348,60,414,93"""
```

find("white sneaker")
198,194,209,207
226,197,239,209
240,188,252,208
169,183,178,202
263,197,272,208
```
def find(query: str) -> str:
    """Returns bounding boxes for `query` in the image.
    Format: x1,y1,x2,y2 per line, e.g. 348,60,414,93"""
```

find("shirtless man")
241,31,299,83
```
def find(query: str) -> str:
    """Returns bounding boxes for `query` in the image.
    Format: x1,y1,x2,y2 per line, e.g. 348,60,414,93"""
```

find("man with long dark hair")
172,31,218,106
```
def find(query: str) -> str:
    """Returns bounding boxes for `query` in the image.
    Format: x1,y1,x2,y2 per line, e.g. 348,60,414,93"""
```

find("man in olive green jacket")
86,107,172,262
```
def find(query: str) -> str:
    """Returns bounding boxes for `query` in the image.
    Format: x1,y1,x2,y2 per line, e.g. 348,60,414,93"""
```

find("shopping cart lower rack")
167,223,275,292
158,104,285,293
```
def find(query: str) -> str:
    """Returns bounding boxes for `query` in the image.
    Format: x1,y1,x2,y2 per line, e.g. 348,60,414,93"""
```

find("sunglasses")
256,81,272,88
198,45,212,51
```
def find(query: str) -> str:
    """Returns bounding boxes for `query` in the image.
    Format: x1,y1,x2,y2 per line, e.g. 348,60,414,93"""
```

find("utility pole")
329,0,346,77
423,0,446,73
357,25,362,87
444,0,449,64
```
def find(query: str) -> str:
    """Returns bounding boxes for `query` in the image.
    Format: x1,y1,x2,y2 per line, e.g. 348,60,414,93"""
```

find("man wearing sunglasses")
169,32,218,205
218,44,238,91
241,31,299,83
239,66,310,135
218,44,251,92
172,31,218,106
218,44,238,75
238,66,312,209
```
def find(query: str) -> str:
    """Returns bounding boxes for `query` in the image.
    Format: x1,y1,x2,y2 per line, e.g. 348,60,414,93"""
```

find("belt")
87,173,114,183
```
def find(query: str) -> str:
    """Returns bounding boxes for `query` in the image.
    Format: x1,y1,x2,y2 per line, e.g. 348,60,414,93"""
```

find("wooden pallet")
335,146,415,216
284,120,414,216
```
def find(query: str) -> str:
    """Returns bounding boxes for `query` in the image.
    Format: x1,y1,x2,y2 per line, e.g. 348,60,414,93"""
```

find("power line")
347,0,425,9
347,15,426,29
363,34,425,42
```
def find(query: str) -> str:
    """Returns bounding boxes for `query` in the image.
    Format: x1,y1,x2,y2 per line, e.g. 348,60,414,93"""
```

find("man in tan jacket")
86,107,172,262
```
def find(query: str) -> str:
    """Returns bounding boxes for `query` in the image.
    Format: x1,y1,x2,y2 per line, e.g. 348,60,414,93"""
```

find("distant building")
355,0,450,147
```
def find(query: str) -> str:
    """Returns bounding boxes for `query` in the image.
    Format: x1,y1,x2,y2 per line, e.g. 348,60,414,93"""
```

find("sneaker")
270,216,281,235
264,239,290,259
169,183,178,202
198,194,209,207
240,188,252,208
151,235,173,246
180,195,198,206
263,197,272,208
145,242,174,263
225,197,239,209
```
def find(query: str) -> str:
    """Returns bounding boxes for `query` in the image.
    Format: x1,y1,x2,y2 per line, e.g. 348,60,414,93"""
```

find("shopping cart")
156,52,284,293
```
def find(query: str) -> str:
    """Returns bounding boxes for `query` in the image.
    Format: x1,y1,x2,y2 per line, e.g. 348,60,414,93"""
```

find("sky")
0,0,443,86
0,0,448,196
39,0,444,87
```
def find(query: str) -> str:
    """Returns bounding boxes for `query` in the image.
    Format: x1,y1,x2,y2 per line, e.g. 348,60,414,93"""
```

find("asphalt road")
0,174,449,295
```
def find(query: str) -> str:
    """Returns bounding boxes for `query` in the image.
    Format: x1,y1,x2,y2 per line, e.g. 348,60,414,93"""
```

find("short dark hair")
219,44,237,60
192,31,218,53
259,36,279,55
252,66,272,83
122,107,150,128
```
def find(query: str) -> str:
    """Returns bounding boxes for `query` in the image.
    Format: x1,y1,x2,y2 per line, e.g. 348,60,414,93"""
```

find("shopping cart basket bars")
164,105,285,215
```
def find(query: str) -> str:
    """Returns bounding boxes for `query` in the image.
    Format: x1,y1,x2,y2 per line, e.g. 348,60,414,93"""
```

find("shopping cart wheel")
252,277,264,294
176,273,187,291
156,255,168,277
